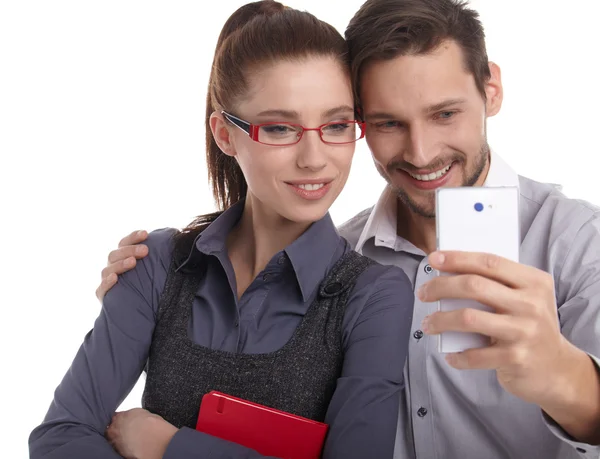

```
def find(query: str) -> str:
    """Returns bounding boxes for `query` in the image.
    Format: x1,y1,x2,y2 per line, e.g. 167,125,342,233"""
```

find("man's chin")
395,189,436,219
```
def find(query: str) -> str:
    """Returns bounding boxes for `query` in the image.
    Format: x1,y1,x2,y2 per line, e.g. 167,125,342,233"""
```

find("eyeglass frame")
220,110,366,146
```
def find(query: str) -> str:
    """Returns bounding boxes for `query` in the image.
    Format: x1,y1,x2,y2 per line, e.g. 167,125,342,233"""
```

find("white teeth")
409,164,451,182
297,183,325,191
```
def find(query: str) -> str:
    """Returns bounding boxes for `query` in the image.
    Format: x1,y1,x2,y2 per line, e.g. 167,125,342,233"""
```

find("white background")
1,1,599,457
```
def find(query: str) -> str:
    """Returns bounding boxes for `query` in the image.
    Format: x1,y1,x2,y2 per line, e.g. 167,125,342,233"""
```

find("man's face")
360,40,502,218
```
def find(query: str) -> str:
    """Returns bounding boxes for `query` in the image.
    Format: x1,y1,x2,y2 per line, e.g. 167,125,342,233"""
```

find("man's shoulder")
519,175,600,269
336,206,375,249
519,175,599,230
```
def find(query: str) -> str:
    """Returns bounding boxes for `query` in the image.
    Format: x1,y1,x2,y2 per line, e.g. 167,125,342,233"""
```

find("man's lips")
396,162,456,191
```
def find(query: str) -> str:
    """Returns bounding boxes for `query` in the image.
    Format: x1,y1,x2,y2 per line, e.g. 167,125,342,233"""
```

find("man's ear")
485,62,503,118
209,111,236,157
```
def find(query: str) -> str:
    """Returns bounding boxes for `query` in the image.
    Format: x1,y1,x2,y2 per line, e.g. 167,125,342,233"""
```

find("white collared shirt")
338,151,600,459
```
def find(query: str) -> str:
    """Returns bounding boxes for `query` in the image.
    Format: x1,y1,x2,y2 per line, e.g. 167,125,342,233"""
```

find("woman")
29,2,414,458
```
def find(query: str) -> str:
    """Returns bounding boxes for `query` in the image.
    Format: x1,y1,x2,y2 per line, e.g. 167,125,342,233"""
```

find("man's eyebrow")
363,112,397,122
426,98,467,113
363,99,467,121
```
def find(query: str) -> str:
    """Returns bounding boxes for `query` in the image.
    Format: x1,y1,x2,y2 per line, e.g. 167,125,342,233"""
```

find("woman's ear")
209,111,236,157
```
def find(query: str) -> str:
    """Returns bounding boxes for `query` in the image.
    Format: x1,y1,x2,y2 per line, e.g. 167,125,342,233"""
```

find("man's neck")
395,150,493,254
396,199,437,254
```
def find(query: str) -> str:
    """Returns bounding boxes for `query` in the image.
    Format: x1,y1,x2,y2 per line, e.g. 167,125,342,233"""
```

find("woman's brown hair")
177,0,349,248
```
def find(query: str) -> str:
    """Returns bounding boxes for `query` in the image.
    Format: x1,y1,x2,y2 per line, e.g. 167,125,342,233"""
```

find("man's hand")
419,250,600,444
97,230,149,301
106,408,178,459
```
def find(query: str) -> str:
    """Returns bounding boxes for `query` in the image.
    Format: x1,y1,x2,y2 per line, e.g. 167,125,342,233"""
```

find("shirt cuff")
542,353,600,458
163,427,265,459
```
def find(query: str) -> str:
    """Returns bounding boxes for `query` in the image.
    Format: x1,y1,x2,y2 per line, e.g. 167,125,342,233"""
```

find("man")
98,0,600,457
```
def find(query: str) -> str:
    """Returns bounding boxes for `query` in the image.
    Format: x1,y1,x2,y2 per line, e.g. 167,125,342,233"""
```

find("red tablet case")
196,391,328,459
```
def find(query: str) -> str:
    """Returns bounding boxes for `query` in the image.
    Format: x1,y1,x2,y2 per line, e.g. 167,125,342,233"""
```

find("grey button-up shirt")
29,201,415,458
339,152,600,459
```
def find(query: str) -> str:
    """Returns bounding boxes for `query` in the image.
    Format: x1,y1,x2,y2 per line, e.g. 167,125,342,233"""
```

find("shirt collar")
175,200,245,272
482,150,520,188
285,212,341,302
179,199,341,303
354,150,519,254
354,186,398,254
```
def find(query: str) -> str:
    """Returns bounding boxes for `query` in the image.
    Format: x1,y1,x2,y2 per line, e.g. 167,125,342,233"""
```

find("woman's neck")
226,195,311,296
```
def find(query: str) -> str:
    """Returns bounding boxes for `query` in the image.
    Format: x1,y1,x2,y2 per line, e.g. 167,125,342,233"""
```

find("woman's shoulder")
342,250,414,317
117,227,180,291
348,250,413,295
340,251,415,350
144,227,180,263
146,227,179,247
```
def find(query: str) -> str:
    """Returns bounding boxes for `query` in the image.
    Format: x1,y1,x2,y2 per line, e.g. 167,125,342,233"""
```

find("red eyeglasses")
221,111,366,146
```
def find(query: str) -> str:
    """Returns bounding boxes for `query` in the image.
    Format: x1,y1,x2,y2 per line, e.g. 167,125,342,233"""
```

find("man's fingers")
99,241,146,302
444,345,508,370
419,274,522,314
102,257,137,279
97,257,138,301
427,251,545,290
108,244,148,264
118,230,148,248
96,272,117,301
423,308,536,342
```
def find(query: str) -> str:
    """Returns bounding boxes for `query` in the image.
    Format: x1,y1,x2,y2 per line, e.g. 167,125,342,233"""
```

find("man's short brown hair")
345,0,491,105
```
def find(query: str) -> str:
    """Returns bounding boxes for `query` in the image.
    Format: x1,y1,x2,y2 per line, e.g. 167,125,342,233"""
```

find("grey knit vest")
142,236,375,429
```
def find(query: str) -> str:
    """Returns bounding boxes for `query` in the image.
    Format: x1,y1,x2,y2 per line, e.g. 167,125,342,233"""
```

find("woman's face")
211,56,357,224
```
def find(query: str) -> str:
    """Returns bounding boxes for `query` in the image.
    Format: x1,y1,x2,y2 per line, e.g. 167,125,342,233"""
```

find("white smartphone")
435,186,520,353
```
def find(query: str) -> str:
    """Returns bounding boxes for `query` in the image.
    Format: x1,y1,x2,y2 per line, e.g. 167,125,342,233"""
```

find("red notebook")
196,391,328,459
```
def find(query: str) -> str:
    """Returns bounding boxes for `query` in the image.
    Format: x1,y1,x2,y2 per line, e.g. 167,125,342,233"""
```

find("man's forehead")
358,52,479,114
363,44,468,80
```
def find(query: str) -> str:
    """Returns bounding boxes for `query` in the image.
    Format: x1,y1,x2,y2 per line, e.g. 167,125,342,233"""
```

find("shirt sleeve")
28,228,287,459
544,213,600,458
322,263,414,459
28,228,173,458
163,428,280,459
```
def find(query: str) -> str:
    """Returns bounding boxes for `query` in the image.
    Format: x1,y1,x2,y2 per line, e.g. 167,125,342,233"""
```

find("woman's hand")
106,408,178,459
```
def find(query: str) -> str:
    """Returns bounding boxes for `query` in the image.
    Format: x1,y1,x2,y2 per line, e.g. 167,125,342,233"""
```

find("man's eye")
374,121,400,129
437,111,455,120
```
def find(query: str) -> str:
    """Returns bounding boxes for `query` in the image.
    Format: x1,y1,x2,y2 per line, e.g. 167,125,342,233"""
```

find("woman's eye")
263,125,293,132
323,123,350,132
261,125,296,135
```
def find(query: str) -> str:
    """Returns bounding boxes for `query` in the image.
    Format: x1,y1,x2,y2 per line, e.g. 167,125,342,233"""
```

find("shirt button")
576,448,587,453
413,330,424,340
234,319,239,327
424,264,433,274
417,407,428,417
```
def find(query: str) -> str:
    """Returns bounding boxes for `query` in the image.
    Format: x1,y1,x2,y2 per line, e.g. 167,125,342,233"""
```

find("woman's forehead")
239,57,353,120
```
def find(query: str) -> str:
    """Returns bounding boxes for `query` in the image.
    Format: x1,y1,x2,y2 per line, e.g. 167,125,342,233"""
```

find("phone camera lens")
474,202,484,212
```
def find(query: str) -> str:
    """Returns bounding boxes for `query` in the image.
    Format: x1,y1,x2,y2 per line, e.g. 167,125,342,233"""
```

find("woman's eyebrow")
255,105,355,121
